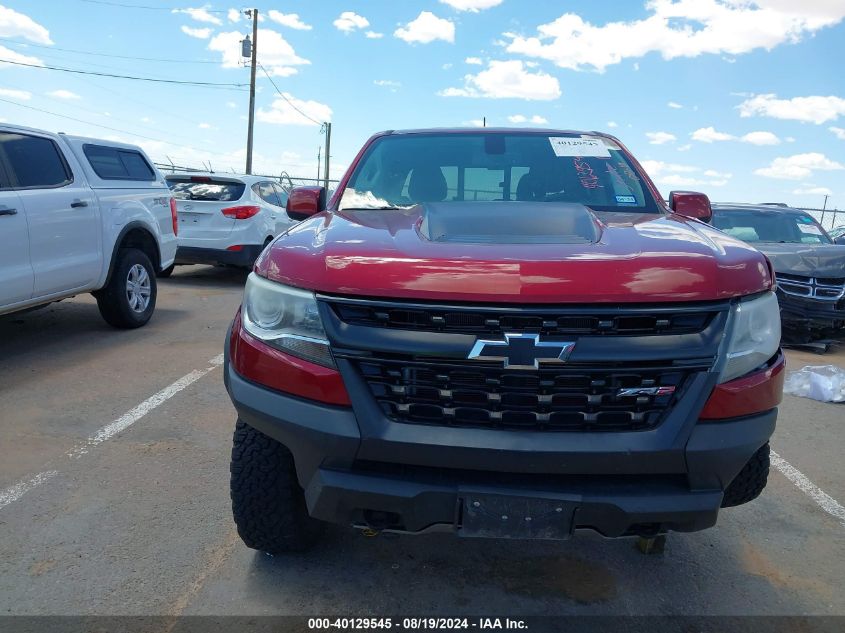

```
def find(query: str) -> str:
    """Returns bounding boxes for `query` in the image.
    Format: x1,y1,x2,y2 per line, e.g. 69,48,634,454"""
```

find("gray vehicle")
711,203,845,342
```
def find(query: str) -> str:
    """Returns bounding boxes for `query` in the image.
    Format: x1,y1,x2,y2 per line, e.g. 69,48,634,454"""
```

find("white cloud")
607,121,618,128
267,11,311,31
256,93,332,127
830,126,845,140
208,29,309,77
439,60,561,101
440,0,503,11
691,126,780,145
738,93,845,124
226,101,237,108
504,1,845,73
0,5,52,44
365,31,384,39
395,11,455,44
677,144,692,152
646,131,676,145
47,89,80,100
465,56,483,65
198,122,211,129
641,160,731,187
181,25,212,39
227,8,241,23
0,87,31,100
509,114,548,124
691,126,735,143
333,11,369,33
755,153,845,180
374,79,401,92
740,131,781,145
0,44,43,68
172,6,222,26
793,186,833,196
667,101,683,109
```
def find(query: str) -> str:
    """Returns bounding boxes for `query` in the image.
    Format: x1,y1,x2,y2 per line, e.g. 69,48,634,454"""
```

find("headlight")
241,273,334,368
719,291,781,383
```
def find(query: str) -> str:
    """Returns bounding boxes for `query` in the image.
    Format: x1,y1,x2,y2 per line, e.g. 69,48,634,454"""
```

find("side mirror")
286,186,326,221
669,191,712,223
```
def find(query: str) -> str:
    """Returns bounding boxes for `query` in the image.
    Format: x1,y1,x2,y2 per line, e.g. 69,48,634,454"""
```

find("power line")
0,37,221,64
258,63,323,127
0,97,242,162
78,0,227,11
0,58,248,89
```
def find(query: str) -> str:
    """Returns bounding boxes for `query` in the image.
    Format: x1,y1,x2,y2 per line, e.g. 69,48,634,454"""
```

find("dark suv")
711,203,845,342
224,129,784,553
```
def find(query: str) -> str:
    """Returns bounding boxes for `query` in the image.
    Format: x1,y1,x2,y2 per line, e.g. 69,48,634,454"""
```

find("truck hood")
751,242,845,278
256,202,772,303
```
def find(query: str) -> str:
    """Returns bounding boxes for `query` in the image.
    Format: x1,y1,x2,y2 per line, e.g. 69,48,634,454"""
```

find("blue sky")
1,0,844,212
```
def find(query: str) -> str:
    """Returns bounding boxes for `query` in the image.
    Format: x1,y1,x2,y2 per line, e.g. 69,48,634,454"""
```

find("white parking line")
67,353,225,459
0,471,58,509
0,354,224,510
771,450,845,528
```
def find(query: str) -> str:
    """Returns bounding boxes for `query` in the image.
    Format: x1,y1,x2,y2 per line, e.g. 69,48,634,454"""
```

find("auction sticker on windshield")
549,136,610,158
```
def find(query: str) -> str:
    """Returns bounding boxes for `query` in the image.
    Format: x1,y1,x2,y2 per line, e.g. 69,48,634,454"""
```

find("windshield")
712,210,832,244
167,177,246,202
340,132,661,212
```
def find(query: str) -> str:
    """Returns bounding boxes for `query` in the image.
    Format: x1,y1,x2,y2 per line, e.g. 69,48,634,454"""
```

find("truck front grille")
332,303,715,336
354,357,701,432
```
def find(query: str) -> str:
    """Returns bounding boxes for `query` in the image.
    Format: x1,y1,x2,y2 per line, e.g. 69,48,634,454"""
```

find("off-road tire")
95,248,157,329
230,420,323,553
722,443,770,508
157,264,175,278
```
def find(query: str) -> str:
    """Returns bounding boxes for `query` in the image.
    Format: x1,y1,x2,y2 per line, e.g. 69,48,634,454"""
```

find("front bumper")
225,359,777,538
175,244,264,268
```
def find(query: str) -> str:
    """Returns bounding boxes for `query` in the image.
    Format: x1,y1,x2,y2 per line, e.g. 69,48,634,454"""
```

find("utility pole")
823,194,829,210
316,145,321,183
245,8,258,175
322,122,332,190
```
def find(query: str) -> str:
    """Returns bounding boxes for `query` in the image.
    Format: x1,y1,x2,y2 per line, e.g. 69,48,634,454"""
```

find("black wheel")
230,420,324,553
722,443,770,508
95,248,157,329
158,264,175,278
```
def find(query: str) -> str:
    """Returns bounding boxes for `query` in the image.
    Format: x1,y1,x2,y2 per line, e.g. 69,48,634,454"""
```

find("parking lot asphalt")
1,265,843,617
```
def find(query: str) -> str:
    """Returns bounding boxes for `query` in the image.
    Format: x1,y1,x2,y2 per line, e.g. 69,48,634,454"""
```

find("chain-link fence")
153,161,844,232
153,162,339,194
801,207,844,232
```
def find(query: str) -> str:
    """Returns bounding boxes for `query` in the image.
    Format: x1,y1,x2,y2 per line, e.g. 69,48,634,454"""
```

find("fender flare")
100,221,161,289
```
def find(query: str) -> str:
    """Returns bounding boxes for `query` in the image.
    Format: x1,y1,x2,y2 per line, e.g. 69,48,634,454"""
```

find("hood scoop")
419,202,600,245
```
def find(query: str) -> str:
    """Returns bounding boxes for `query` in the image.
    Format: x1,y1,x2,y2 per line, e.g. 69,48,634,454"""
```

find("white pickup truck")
0,124,177,328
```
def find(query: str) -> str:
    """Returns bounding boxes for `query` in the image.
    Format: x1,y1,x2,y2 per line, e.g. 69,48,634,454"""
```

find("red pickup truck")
224,129,784,553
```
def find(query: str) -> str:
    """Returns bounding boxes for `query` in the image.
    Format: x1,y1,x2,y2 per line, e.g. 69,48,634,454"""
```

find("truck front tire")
230,420,324,554
95,248,157,329
722,442,770,508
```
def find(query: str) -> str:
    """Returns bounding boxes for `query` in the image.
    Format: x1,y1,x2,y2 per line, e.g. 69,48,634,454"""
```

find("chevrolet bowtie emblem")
467,333,576,370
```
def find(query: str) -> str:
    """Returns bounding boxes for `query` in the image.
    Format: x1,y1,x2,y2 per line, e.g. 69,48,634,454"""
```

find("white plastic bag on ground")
783,365,845,403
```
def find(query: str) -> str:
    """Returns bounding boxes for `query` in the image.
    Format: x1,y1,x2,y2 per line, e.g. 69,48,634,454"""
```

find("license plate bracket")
458,491,577,540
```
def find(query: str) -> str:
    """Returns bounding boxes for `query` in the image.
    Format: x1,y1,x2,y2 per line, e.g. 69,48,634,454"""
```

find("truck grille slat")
332,303,715,336
357,358,695,432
